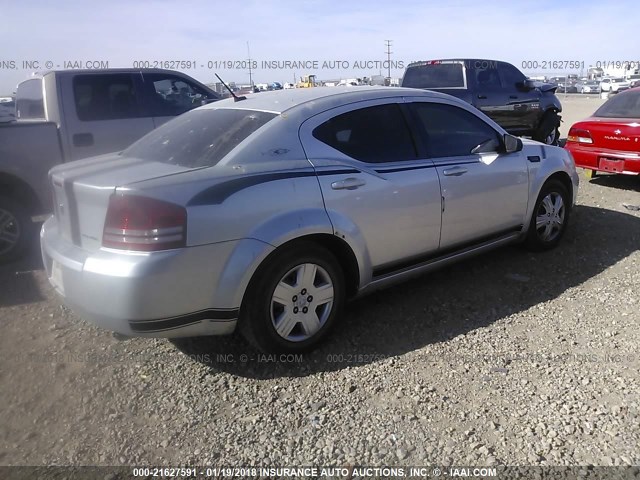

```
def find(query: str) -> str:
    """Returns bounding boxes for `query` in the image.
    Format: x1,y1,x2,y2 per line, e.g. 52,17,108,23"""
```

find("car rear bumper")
40,217,241,337
565,144,640,175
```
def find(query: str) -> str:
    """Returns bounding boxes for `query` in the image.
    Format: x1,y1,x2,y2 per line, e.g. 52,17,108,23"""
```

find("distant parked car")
41,87,579,353
558,82,578,93
576,80,601,94
627,74,640,89
565,87,640,177
600,77,631,93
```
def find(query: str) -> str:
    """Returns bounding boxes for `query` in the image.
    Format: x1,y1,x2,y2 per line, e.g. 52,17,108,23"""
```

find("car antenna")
215,74,246,102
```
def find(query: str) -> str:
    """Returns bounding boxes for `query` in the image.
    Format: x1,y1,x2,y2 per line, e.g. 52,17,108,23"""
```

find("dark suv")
401,59,563,145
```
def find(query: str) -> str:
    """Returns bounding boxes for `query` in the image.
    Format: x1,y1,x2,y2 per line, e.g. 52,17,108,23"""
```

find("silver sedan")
41,87,579,352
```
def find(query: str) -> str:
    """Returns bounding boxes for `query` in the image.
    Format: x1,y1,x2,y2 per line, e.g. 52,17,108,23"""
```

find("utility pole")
384,40,393,82
247,41,253,87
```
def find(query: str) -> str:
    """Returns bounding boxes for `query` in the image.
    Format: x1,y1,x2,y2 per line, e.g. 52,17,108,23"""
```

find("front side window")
410,102,501,157
312,103,416,163
73,74,141,121
144,73,218,116
498,62,526,87
124,108,276,167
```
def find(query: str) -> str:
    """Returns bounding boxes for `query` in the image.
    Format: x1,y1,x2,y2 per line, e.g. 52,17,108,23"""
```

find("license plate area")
50,260,65,295
599,157,624,172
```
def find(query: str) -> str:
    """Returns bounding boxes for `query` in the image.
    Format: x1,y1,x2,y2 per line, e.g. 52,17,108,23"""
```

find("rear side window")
402,64,465,89
123,108,276,167
312,103,416,163
16,78,45,120
593,91,640,118
73,74,141,121
410,103,501,157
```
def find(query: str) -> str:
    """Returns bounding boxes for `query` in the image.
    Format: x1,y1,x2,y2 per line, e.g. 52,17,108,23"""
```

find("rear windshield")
402,64,465,88
593,91,640,118
611,78,626,83
123,108,277,167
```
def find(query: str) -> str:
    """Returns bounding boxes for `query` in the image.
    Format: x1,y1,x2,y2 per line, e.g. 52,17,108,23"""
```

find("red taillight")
102,195,187,251
567,128,594,144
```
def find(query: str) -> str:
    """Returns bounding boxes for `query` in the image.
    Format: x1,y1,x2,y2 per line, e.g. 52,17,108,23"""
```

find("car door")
62,72,155,161
496,61,541,133
406,99,529,249
468,62,511,127
141,72,219,128
299,99,442,274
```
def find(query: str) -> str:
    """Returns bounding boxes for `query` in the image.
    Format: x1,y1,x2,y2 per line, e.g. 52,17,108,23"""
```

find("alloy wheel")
270,263,334,342
535,192,565,242
0,207,20,256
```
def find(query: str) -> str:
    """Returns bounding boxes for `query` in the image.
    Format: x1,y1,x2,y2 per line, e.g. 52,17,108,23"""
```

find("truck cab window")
475,67,502,89
498,62,526,88
16,79,45,120
144,74,216,116
73,74,141,121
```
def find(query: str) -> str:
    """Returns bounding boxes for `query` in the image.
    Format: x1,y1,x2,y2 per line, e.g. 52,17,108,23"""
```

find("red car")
565,87,640,176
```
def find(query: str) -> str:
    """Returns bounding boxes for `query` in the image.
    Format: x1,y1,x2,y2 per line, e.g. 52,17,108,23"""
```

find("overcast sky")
1,0,639,93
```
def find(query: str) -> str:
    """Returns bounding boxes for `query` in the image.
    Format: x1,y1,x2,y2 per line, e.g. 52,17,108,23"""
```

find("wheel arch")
524,170,574,234
0,172,42,215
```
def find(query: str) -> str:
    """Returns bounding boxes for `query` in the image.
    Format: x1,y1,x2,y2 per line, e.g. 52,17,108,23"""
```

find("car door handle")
509,95,518,99
477,94,487,99
72,133,94,147
442,166,468,177
331,177,366,190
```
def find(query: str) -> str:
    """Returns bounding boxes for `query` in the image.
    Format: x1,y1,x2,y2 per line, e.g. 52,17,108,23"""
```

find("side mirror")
518,79,537,91
504,134,523,153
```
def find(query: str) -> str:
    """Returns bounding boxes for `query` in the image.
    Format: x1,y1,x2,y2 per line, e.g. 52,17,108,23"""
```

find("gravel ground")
1,97,638,468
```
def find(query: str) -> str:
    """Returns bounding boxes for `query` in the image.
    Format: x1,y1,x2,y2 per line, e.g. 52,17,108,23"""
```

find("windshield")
123,108,277,167
402,63,465,88
593,91,640,118
611,78,626,83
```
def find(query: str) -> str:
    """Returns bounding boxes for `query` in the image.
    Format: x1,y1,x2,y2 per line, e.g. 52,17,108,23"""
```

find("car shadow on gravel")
172,204,640,379
0,239,45,307
588,174,640,192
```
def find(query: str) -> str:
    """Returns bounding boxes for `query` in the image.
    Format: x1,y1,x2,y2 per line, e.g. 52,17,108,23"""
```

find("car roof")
201,86,448,115
27,68,188,79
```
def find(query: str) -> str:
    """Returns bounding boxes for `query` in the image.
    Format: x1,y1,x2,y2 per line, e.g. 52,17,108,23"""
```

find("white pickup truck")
0,68,220,263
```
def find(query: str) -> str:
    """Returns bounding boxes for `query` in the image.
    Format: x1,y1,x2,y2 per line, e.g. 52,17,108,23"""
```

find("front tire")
239,241,345,353
533,111,561,145
0,196,35,264
525,180,570,251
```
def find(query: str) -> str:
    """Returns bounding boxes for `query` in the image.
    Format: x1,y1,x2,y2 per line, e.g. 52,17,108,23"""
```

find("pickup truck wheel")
533,111,561,145
525,180,570,251
0,196,35,264
239,242,345,353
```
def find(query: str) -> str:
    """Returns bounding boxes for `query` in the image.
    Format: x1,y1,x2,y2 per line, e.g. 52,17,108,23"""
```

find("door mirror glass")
504,134,523,153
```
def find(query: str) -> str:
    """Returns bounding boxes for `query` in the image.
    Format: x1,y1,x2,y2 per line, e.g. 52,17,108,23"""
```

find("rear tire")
525,180,570,251
0,196,35,264
239,241,345,353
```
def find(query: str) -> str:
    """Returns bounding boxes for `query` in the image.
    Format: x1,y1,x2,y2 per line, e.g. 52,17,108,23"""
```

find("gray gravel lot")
1,96,638,468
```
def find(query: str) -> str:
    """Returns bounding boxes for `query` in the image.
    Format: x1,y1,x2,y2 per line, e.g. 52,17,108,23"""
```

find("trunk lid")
50,154,193,251
576,117,640,151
